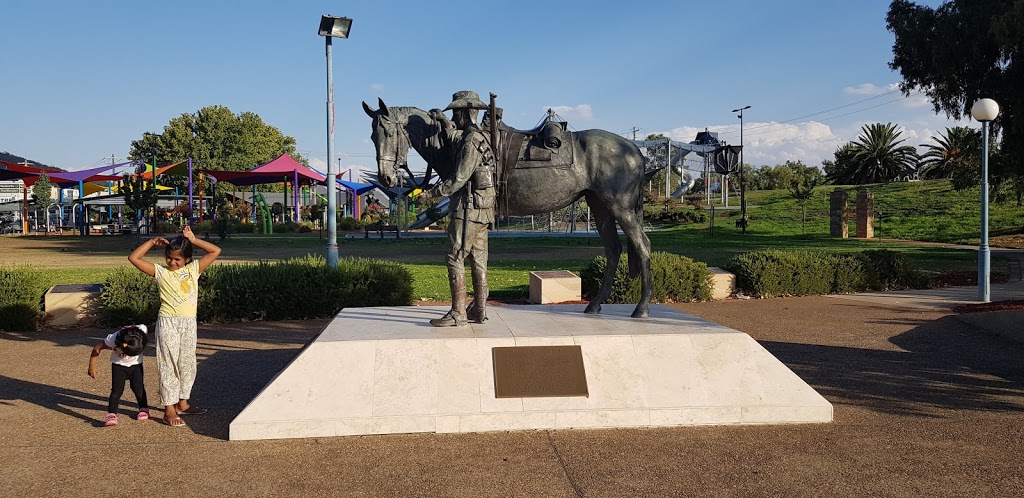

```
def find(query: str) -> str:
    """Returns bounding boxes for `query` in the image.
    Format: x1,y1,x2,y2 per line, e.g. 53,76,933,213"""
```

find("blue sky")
1,0,958,177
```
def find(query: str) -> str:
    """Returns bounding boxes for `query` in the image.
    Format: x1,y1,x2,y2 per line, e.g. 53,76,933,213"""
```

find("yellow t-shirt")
155,260,200,318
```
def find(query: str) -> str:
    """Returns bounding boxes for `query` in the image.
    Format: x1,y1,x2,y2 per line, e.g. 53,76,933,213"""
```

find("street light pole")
971,98,999,302
732,105,751,234
318,15,352,268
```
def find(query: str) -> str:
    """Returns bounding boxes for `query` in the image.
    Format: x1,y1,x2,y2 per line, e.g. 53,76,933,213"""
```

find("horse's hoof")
631,307,649,318
583,303,601,314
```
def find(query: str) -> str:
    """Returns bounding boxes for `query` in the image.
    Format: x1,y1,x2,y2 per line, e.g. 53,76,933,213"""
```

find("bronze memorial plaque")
492,346,589,398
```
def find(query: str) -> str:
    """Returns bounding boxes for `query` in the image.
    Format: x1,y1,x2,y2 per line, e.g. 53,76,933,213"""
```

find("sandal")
137,409,150,421
104,413,118,427
177,406,207,415
165,416,186,427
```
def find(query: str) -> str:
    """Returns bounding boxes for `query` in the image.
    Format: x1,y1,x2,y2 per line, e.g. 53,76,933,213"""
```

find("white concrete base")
229,305,832,441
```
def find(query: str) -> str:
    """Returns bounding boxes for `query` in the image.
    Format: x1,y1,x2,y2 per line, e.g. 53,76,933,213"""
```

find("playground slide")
406,197,450,230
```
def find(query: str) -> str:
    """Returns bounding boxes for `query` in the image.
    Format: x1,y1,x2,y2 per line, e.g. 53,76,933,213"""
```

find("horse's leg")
615,207,652,318
583,193,620,315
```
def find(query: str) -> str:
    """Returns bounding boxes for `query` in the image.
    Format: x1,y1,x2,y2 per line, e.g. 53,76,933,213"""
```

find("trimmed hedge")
99,256,414,326
726,249,928,298
580,251,713,303
0,266,48,332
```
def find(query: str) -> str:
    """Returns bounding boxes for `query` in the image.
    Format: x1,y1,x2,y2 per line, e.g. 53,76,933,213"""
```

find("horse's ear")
378,98,390,116
362,101,376,119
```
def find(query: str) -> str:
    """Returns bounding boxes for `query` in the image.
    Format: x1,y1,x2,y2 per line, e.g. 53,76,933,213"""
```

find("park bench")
364,224,400,239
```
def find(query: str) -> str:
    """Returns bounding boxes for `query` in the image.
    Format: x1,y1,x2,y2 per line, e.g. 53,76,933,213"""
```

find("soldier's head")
444,90,487,129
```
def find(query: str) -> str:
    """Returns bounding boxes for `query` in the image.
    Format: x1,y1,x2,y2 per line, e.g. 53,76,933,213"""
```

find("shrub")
98,256,415,325
726,249,926,298
97,267,160,326
580,252,713,303
859,249,929,290
0,266,47,331
338,216,361,231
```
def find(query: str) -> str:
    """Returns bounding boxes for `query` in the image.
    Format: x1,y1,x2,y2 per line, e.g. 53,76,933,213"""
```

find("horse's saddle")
484,117,575,185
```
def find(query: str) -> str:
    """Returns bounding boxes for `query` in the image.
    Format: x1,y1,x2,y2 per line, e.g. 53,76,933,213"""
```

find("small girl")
87,324,150,426
129,226,221,427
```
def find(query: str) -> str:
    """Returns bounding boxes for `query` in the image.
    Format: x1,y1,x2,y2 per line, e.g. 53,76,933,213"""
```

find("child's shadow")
0,374,112,427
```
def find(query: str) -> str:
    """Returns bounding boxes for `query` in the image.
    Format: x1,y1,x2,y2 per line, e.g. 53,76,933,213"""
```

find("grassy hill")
736,180,1024,246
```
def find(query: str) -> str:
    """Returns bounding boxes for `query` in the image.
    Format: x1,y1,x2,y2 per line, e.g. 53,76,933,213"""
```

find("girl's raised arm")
183,226,222,272
128,237,169,277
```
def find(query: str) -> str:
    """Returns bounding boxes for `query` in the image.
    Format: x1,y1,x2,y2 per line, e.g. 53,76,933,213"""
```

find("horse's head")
362,98,409,188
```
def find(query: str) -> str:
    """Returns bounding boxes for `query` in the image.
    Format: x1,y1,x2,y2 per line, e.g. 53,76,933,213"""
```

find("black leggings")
108,363,149,413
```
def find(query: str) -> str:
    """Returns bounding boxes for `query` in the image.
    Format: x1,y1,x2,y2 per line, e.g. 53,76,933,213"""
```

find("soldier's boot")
430,274,468,327
466,272,488,324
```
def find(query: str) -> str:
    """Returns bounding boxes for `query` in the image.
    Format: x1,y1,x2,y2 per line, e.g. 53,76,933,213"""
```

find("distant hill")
0,151,56,170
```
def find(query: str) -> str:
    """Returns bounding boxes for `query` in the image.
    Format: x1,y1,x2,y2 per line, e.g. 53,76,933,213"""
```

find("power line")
713,89,905,142
733,95,911,142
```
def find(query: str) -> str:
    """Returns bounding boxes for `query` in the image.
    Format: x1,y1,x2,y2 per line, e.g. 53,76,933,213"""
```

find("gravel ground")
1,297,1022,497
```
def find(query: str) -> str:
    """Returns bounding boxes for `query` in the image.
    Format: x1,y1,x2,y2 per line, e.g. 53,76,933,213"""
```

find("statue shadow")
760,315,1024,417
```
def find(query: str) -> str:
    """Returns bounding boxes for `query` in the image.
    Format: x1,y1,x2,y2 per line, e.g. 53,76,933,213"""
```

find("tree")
121,167,159,239
827,123,918,184
788,171,820,234
887,0,1024,198
918,126,981,181
31,174,53,234
128,105,299,191
639,133,671,198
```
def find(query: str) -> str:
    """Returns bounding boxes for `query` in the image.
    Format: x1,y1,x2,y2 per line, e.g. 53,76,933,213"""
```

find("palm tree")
918,126,980,180
845,123,919,184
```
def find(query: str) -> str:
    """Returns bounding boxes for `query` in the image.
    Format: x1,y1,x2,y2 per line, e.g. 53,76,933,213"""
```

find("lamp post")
732,105,751,234
318,15,352,268
971,98,999,302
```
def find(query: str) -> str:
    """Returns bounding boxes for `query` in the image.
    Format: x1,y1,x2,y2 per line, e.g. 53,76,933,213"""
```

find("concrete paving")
2,288,1023,497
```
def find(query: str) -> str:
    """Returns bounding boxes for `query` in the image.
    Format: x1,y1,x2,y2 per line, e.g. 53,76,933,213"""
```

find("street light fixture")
732,105,751,234
971,98,999,302
319,15,352,268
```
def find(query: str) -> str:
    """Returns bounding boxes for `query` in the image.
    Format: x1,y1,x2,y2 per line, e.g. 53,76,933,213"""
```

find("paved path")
2,290,1023,497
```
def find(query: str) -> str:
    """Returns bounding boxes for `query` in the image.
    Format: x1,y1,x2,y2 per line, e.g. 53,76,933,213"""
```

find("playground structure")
0,154,377,236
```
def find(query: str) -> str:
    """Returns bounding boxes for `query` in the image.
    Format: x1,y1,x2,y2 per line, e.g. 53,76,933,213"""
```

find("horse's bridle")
376,116,409,185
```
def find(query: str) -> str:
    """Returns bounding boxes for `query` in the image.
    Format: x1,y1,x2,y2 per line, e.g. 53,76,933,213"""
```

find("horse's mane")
389,106,456,182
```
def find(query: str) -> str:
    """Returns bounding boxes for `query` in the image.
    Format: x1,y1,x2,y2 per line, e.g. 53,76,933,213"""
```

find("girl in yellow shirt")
129,226,221,427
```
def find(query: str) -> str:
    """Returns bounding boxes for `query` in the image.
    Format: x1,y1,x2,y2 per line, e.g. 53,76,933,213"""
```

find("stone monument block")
708,267,736,300
529,270,581,304
43,284,102,327
856,188,874,239
829,188,848,238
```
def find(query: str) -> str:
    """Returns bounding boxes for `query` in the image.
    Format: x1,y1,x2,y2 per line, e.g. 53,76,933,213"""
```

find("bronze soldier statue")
421,91,497,327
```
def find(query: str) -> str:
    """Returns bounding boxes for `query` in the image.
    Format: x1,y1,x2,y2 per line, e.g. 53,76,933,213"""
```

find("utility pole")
20,160,31,235
628,127,642,140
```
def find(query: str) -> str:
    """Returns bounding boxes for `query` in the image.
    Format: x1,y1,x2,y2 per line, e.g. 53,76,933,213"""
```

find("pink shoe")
137,409,150,421
104,413,118,427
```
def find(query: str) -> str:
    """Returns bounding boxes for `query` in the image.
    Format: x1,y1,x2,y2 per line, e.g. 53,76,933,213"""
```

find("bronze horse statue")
362,99,652,318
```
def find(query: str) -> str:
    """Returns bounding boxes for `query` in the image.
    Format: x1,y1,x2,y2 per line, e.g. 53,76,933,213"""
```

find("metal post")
187,158,193,224
979,121,990,302
293,170,300,222
739,108,748,234
325,35,339,267
665,138,671,199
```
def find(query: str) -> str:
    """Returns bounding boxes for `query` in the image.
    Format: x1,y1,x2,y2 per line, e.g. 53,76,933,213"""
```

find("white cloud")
843,83,899,95
544,104,593,121
662,121,845,168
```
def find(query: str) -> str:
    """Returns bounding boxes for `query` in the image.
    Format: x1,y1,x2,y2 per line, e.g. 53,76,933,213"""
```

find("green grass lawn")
8,179,1022,302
